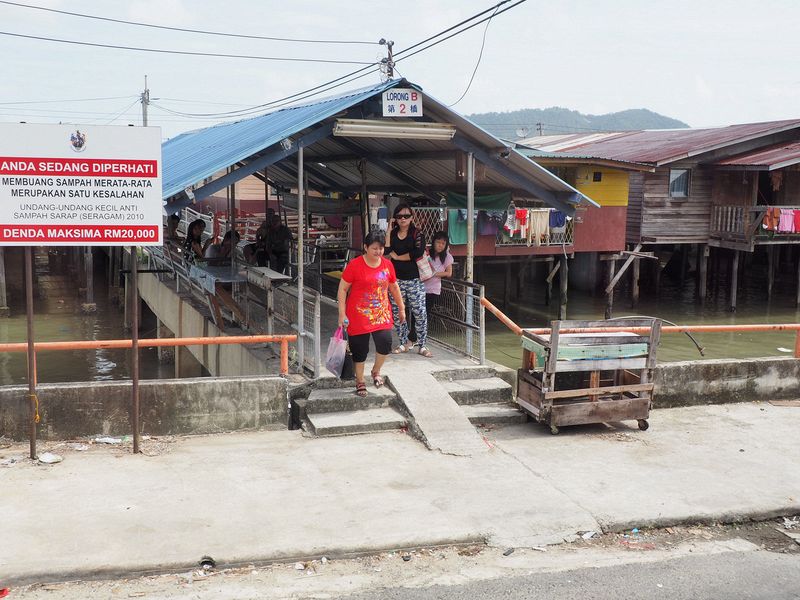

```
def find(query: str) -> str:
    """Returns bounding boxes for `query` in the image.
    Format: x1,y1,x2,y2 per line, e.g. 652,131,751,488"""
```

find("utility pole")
141,75,150,127
379,39,394,78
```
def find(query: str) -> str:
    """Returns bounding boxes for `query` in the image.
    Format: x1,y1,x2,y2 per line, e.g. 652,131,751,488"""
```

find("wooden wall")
639,163,713,244
775,169,800,205
711,171,756,206
626,172,644,244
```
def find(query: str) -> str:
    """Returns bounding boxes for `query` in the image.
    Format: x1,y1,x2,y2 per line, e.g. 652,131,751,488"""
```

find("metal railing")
144,246,323,377
428,278,486,364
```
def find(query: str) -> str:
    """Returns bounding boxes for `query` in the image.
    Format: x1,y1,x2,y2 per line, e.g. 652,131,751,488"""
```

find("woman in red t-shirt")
337,232,406,397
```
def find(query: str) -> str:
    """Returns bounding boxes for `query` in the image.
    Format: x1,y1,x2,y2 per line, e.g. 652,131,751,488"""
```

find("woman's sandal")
371,371,384,388
392,343,414,354
418,346,433,358
355,381,368,397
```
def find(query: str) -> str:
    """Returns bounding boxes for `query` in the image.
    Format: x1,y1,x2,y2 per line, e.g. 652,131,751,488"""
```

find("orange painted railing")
0,334,297,376
480,297,800,358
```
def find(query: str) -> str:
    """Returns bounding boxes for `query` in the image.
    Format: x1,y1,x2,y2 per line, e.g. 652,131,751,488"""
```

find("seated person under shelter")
204,230,240,260
268,214,293,274
244,222,269,266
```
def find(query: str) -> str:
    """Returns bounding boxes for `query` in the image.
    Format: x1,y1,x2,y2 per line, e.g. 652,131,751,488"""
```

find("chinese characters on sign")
0,123,163,246
382,88,423,117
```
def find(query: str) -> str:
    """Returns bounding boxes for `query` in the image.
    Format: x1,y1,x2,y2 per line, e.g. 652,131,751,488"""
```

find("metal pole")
24,247,37,459
131,247,140,454
296,146,305,370
479,284,486,365
360,159,369,236
141,76,149,127
466,152,475,282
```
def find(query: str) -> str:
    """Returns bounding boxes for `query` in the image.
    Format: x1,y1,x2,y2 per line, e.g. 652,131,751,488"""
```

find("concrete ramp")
389,371,488,456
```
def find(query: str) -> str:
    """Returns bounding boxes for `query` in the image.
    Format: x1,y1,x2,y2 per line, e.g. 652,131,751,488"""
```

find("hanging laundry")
503,211,516,234
447,209,476,245
514,208,529,239
477,211,497,236
549,211,566,228
762,207,781,231
778,208,795,233
793,209,800,234
528,209,550,247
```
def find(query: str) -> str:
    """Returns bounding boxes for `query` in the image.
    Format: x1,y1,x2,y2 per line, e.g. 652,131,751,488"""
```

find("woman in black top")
183,219,210,263
385,203,432,357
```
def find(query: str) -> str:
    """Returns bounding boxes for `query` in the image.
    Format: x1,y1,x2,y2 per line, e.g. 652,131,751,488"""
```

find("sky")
1,0,799,139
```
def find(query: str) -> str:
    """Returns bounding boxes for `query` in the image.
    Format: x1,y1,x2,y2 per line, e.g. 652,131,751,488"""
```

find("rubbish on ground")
38,452,63,464
128,593,146,598
769,400,800,407
531,546,547,552
67,443,90,451
401,554,411,562
320,556,328,564
0,457,20,467
782,517,799,529
631,528,640,534
581,531,598,539
457,546,482,557
665,527,675,534
777,347,792,353
94,436,122,444
502,548,515,556
776,528,800,545
0,588,8,598
199,556,216,570
294,562,305,571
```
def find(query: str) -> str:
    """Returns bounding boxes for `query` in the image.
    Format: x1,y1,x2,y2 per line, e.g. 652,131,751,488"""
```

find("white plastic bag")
417,252,435,281
325,326,348,377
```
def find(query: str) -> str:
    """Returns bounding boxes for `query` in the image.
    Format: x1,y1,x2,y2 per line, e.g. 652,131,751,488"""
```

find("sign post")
0,123,162,455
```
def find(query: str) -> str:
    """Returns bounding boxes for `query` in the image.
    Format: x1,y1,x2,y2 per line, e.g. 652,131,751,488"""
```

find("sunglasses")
396,213,413,219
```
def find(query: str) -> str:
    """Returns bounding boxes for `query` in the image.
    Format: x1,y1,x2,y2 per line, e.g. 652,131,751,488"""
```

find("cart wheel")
637,419,649,431
549,424,559,435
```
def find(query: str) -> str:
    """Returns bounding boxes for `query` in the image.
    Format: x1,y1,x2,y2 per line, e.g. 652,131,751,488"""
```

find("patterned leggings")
391,278,428,348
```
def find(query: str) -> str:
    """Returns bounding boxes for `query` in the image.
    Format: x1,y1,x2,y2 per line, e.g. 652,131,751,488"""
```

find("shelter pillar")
465,152,475,282
0,248,8,317
767,246,776,301
503,260,512,309
296,146,305,368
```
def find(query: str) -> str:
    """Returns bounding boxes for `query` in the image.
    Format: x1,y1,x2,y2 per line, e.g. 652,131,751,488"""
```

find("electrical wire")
447,3,501,107
100,98,141,125
0,94,137,105
0,31,374,65
144,0,527,120
0,1,378,45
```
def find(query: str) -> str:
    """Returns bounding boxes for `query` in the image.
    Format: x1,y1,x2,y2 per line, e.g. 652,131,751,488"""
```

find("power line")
100,98,141,125
447,3,502,107
143,0,527,120
0,1,378,45
0,94,137,105
0,30,374,65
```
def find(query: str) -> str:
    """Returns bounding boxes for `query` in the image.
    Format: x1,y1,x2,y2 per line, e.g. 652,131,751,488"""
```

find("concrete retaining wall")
654,357,800,407
0,375,288,440
138,273,280,377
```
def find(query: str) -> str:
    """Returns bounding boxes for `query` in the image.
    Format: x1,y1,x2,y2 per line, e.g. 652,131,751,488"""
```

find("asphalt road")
336,551,800,600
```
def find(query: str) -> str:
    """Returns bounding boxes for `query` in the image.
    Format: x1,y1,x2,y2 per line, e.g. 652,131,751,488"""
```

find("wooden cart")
516,319,661,434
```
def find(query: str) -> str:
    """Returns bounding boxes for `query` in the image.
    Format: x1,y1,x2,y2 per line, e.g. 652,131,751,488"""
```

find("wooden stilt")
545,258,559,306
653,253,661,294
730,250,739,312
558,256,568,320
679,244,688,288
698,244,708,305
631,257,640,307
605,259,616,319
503,260,511,309
796,249,800,307
767,246,775,301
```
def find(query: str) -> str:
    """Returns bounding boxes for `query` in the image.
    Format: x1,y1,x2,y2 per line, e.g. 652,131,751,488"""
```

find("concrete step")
441,377,513,405
304,407,407,437
462,402,527,426
297,385,397,415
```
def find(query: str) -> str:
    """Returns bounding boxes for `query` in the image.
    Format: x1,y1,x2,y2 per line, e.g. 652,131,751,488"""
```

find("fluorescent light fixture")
333,119,456,140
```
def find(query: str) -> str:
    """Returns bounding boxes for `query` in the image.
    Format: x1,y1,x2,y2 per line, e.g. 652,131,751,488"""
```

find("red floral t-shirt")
342,256,397,335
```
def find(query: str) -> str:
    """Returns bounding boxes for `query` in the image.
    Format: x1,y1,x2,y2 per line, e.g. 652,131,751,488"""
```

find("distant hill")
467,107,689,140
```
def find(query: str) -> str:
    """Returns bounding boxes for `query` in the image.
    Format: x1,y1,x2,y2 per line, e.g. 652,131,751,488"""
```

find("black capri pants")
348,328,393,363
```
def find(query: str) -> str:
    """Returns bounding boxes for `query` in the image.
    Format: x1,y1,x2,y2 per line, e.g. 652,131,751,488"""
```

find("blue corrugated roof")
162,79,406,199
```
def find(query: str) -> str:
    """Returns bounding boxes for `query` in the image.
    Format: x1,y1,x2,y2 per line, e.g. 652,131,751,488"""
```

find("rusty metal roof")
715,141,800,170
520,120,800,166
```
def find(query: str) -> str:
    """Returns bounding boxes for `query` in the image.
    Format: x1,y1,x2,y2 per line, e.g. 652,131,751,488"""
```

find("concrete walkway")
2,402,799,585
